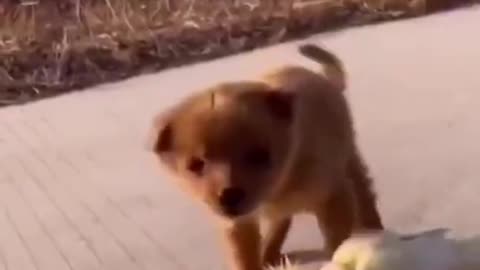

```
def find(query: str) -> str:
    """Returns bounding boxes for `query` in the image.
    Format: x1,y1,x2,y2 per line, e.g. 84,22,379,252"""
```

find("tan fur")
149,43,383,270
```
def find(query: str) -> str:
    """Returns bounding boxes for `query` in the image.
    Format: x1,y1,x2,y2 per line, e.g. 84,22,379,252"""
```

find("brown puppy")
149,43,383,270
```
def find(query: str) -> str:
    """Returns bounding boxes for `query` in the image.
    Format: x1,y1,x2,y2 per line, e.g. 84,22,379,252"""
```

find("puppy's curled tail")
298,43,346,91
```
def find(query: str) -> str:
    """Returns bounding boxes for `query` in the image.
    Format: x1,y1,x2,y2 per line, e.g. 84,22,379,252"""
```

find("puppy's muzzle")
219,187,247,216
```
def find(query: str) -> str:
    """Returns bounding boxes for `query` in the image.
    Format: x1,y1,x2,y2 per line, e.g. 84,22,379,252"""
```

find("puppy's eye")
187,157,205,176
242,147,271,169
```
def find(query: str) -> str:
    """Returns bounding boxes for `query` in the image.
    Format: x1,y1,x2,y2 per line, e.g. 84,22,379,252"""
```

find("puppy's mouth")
221,207,246,218
217,201,258,219
221,205,249,217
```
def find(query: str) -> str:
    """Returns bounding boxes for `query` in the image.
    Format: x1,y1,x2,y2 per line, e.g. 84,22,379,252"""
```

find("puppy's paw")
266,256,298,270
263,252,287,268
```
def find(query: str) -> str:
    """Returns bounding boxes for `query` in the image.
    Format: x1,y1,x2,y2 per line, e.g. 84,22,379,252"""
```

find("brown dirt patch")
0,0,476,107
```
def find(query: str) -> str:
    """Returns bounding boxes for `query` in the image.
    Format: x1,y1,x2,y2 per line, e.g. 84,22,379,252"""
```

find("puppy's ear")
155,123,173,153
262,90,295,121
146,113,174,154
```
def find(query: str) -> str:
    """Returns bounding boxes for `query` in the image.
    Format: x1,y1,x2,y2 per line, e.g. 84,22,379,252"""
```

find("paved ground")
1,5,480,270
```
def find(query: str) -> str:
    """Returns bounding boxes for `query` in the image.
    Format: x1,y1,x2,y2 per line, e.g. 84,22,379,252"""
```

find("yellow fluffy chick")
320,229,480,270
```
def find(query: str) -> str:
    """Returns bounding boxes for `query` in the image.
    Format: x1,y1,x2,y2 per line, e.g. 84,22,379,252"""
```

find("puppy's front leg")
221,220,262,270
262,217,292,267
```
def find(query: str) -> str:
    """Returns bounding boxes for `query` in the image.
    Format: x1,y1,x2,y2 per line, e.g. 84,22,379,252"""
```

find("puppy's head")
150,82,294,219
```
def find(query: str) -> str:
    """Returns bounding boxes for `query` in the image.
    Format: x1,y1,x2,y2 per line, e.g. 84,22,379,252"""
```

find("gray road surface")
0,5,479,270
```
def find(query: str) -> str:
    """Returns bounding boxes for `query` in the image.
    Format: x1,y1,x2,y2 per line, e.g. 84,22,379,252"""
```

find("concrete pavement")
1,5,480,270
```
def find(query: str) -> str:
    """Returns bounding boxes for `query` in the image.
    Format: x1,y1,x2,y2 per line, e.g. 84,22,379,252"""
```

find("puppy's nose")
219,187,246,211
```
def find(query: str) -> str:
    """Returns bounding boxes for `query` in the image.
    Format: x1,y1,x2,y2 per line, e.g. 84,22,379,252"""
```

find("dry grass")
0,0,475,107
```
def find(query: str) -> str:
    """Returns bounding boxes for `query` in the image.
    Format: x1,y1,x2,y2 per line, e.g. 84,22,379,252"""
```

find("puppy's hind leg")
347,148,383,229
315,184,356,257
